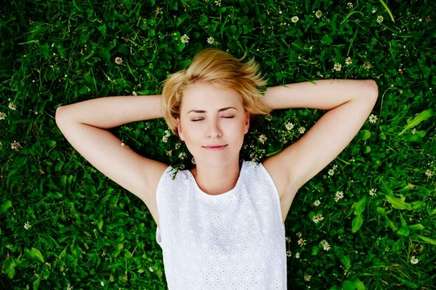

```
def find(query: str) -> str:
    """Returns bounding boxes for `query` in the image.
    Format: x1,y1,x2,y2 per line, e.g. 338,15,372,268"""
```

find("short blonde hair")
160,48,273,137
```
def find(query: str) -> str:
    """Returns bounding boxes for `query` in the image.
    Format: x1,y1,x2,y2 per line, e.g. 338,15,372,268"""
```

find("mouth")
202,144,228,150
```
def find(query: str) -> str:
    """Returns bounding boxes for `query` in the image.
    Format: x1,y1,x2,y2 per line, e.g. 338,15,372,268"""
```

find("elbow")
366,79,379,99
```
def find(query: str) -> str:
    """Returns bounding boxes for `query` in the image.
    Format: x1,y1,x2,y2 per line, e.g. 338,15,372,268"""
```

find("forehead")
181,82,242,111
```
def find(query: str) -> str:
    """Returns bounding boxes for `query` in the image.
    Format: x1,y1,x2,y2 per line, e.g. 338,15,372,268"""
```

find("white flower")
371,8,377,14
8,102,16,111
347,2,353,9
0,111,6,120
304,273,312,281
320,239,331,251
333,63,342,71
369,188,377,196
425,169,433,178
180,34,190,44
285,122,294,131
296,232,302,238
207,36,215,44
345,56,352,65
114,56,123,65
298,126,305,134
165,150,173,157
286,250,292,257
377,15,384,24
66,283,73,290
214,0,221,6
291,16,299,23
312,213,324,223
328,169,335,176
11,140,22,151
162,136,168,143
24,221,31,230
335,191,344,202
315,10,322,19
297,238,306,246
363,61,373,70
295,252,300,259
369,114,378,123
258,134,267,144
313,200,321,207
178,152,187,159
410,255,419,264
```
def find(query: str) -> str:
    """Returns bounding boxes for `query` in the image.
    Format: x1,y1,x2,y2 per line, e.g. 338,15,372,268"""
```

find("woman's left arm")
261,79,378,191
262,79,378,110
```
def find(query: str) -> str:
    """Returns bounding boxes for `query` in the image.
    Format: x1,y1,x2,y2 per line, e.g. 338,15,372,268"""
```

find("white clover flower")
165,150,172,156
285,122,294,131
328,169,335,176
11,140,22,151
333,63,342,72
295,252,300,259
0,112,6,120
207,36,215,44
425,169,433,178
258,134,267,144
313,200,321,207
114,56,123,65
297,238,306,246
291,16,299,23
347,2,353,9
335,191,344,202
377,15,384,24
298,126,305,134
369,113,378,123
410,255,419,264
180,34,190,44
162,136,168,143
312,213,324,223
175,142,181,149
320,240,331,251
178,152,187,159
345,56,352,65
214,0,221,6
363,61,373,70
24,221,31,230
304,273,312,281
369,188,377,196
315,10,322,18
8,102,16,110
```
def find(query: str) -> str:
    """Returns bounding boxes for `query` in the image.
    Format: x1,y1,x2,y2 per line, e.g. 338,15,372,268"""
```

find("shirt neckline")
186,160,246,201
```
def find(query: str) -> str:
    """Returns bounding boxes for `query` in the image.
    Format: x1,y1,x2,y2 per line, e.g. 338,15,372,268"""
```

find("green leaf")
352,215,363,233
321,34,333,45
3,257,17,279
408,223,424,231
26,247,45,263
385,194,410,210
360,130,371,141
0,200,12,214
342,278,366,290
417,235,436,246
339,255,351,271
351,196,367,215
398,109,434,135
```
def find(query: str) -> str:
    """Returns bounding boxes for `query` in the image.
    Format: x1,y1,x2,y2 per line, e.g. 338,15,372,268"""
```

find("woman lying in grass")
55,48,378,289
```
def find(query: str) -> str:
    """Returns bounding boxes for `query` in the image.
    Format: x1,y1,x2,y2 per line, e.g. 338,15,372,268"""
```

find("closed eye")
191,116,235,122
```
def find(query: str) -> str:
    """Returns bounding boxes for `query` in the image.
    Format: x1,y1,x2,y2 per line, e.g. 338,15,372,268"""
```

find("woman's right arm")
55,94,168,226
55,94,163,128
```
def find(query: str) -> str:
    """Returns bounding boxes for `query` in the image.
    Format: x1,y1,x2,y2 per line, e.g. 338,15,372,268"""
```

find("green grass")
1,0,435,289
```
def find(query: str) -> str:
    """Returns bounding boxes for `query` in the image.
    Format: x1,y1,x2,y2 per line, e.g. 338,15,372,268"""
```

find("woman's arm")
262,79,377,110
56,94,163,128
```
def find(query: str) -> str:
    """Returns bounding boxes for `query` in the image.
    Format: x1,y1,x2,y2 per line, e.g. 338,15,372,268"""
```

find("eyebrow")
187,107,238,114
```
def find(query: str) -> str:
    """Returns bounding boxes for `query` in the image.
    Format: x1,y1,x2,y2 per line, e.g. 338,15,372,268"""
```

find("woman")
55,48,378,289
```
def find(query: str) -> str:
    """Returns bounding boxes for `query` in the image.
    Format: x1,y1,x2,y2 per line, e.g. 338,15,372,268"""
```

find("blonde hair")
160,48,273,137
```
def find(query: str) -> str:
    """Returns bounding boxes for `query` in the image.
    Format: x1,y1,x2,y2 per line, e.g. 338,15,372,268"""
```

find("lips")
203,144,227,148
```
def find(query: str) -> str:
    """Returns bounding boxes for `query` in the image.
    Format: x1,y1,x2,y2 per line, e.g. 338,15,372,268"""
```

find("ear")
176,118,184,141
244,111,250,134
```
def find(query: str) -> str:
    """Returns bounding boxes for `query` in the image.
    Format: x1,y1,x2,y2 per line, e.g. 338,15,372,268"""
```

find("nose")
206,117,222,138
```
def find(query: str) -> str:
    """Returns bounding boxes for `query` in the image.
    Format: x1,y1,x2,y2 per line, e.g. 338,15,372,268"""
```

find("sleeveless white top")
155,160,287,289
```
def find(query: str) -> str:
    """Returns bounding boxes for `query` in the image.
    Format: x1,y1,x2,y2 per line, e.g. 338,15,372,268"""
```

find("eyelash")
191,116,235,122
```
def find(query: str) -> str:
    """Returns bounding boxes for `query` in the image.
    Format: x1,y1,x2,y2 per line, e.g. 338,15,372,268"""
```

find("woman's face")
176,81,250,166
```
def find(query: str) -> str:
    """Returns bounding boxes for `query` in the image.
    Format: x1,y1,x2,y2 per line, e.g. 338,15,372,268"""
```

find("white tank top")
155,160,287,289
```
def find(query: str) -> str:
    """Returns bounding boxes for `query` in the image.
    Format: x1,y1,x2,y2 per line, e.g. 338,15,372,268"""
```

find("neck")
191,159,242,195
